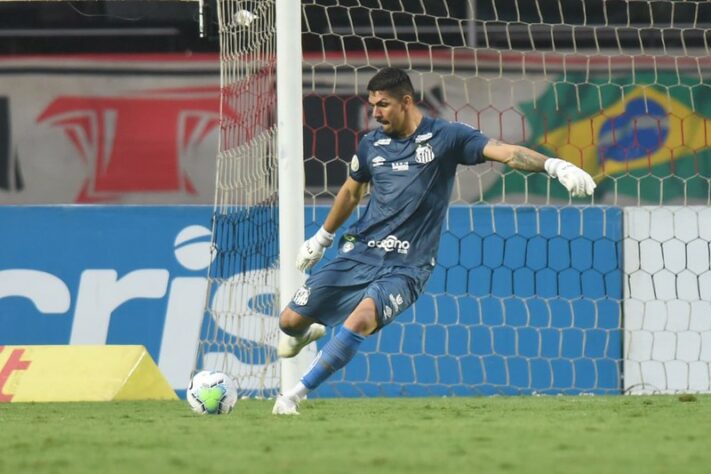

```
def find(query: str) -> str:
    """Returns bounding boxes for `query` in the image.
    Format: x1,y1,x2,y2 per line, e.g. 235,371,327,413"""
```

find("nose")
372,106,381,119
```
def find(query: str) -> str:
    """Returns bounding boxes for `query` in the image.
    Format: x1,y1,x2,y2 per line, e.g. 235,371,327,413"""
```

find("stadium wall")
2,54,707,206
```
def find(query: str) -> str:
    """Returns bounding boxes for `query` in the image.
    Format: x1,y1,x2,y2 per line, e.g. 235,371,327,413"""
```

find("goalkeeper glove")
544,158,596,198
296,226,335,272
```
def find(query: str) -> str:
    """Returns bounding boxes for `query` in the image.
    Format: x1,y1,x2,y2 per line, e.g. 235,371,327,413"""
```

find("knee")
344,317,376,336
279,307,313,336
344,299,378,336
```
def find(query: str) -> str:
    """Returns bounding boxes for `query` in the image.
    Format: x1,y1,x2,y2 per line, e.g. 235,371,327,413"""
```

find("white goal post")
274,0,313,392
197,0,711,398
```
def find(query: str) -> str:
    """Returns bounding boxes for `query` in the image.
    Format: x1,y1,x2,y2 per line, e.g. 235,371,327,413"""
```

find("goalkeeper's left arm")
482,139,596,198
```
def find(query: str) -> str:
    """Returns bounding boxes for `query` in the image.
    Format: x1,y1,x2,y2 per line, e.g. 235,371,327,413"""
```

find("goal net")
202,0,711,396
197,0,281,398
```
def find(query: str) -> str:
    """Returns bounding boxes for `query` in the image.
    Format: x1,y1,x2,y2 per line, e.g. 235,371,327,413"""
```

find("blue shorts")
287,257,432,331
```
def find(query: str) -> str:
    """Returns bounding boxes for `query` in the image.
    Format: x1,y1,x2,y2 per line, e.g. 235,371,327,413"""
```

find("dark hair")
367,67,415,101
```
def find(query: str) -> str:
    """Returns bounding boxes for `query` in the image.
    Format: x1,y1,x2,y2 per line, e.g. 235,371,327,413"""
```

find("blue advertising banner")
0,205,623,397
0,206,217,395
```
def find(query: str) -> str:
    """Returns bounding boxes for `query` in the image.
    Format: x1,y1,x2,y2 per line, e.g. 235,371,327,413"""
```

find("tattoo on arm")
508,148,547,172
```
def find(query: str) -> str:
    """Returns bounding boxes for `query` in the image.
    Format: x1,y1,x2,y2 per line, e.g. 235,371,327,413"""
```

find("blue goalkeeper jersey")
340,116,489,268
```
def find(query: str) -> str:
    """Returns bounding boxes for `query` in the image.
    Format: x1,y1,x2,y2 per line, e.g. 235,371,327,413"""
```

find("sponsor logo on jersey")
415,132,433,143
372,156,386,168
383,305,393,320
350,154,360,172
415,143,435,164
367,235,410,254
391,161,409,172
374,138,392,147
292,286,310,306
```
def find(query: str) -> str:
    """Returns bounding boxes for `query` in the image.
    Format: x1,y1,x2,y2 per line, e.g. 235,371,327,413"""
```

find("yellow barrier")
0,345,177,402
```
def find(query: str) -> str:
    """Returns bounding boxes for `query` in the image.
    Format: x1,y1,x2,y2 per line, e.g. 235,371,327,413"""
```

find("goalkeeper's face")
368,90,411,137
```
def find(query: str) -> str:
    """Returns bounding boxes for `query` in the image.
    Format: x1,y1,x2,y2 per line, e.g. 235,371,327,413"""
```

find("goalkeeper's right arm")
482,139,595,198
296,177,367,271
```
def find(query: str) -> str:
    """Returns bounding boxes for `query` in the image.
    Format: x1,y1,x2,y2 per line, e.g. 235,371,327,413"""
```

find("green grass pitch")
1,395,710,474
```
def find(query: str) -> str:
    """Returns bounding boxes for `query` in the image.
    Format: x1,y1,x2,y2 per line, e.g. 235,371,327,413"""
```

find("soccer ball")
187,370,238,415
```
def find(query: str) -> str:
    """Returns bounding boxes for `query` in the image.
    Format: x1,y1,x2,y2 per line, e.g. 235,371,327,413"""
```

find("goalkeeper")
273,67,595,415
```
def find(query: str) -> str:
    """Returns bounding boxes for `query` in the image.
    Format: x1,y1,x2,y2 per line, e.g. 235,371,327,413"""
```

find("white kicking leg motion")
277,323,326,358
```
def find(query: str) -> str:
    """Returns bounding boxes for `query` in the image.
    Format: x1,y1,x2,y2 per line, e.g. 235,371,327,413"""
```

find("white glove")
545,158,596,198
296,226,335,272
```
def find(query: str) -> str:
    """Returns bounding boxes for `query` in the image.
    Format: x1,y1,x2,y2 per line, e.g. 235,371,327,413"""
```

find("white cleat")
277,323,326,358
272,394,300,415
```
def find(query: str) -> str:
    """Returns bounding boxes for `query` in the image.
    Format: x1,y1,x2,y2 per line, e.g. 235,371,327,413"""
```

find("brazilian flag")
485,72,711,203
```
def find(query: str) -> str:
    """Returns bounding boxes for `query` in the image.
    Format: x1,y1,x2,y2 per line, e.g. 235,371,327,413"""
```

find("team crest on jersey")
342,234,356,253
350,154,359,172
292,286,310,306
415,143,435,163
